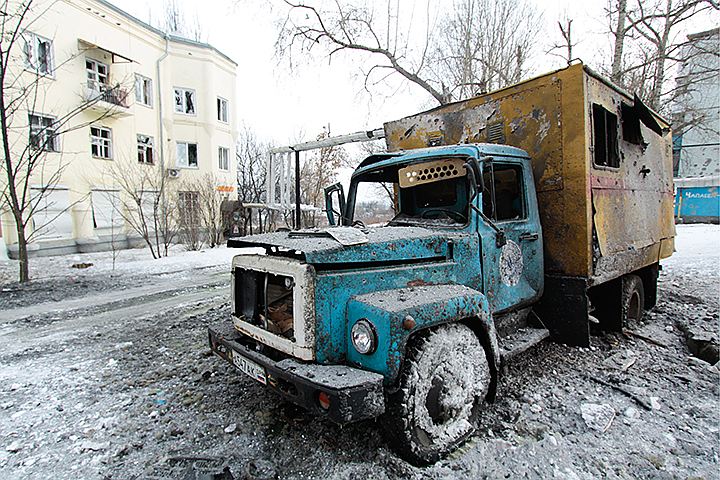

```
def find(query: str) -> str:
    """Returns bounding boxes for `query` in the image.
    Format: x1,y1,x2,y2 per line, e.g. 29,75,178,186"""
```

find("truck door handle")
519,232,539,241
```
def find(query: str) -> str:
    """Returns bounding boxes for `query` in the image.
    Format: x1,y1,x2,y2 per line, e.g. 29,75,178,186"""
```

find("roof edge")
92,0,238,66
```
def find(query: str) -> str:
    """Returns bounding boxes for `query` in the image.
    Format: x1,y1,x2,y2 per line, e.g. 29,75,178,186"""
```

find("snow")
0,244,247,284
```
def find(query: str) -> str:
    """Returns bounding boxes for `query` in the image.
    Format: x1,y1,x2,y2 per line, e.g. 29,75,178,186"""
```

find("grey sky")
111,0,718,147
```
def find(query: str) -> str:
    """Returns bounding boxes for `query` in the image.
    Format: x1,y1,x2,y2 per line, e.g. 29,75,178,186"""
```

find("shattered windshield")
349,157,470,227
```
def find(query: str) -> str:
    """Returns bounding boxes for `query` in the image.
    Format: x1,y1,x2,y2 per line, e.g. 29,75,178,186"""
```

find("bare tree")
548,17,577,67
175,173,226,249
162,0,205,42
276,0,542,105
299,128,348,227
605,0,717,113
0,0,124,282
107,160,176,259
237,126,269,235
276,0,450,104
430,0,542,101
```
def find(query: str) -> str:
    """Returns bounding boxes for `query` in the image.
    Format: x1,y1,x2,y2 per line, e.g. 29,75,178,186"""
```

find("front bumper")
208,323,385,424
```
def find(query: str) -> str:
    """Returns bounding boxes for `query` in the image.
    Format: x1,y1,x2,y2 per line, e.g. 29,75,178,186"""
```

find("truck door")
478,159,543,313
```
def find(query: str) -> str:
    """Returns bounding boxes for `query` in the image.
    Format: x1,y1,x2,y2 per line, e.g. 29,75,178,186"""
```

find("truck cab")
210,144,544,465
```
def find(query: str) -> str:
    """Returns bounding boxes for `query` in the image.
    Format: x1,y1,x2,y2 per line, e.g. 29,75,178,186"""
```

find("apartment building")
673,27,719,224
0,0,238,258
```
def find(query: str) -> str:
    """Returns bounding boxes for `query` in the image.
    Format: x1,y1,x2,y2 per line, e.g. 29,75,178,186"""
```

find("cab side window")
482,164,526,221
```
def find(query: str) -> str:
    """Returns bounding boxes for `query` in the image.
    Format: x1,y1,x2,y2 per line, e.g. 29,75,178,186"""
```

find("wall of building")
675,28,719,179
0,0,239,257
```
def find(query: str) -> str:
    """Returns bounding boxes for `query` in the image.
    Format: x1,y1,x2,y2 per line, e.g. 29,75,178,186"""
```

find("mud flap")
534,275,590,347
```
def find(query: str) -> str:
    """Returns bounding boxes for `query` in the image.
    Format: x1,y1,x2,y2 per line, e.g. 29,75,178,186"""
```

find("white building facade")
0,0,238,258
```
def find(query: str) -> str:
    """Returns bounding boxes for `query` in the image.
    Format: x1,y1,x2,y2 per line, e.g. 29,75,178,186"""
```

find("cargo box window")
482,164,526,222
592,104,619,168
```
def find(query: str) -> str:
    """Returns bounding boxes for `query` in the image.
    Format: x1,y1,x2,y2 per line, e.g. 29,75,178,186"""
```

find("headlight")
351,319,377,355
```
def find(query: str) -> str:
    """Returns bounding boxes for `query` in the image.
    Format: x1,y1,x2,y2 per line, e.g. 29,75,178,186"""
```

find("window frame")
176,141,198,168
135,74,153,107
218,146,230,171
591,104,620,169
217,97,229,123
481,162,528,224
90,126,113,159
86,58,109,92
29,113,59,152
137,134,155,165
23,32,54,76
174,87,196,115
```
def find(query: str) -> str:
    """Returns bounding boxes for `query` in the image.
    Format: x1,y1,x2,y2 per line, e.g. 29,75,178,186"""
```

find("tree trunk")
14,219,29,283
611,0,627,84
648,0,673,110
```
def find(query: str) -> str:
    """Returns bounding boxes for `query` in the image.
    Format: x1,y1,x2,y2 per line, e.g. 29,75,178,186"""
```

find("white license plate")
230,350,267,385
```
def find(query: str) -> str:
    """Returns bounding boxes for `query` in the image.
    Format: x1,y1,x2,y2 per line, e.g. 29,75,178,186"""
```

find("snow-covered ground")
0,225,717,479
0,244,238,284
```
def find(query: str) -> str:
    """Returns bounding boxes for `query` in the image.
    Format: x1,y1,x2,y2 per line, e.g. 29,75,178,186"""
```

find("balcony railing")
84,80,130,108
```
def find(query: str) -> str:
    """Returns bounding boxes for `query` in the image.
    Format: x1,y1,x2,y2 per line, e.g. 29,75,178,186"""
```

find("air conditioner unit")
166,168,181,178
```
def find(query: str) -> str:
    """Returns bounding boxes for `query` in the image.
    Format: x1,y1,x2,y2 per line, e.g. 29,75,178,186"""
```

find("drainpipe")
156,35,170,170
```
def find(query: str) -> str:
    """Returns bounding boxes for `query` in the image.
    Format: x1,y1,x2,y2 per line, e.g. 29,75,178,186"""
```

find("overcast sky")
111,0,718,148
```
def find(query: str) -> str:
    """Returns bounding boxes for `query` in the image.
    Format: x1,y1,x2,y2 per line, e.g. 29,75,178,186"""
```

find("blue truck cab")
209,144,544,464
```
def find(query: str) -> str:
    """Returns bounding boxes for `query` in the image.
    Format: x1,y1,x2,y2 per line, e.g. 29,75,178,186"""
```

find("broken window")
23,32,53,75
482,163,526,221
174,87,196,114
217,97,228,122
218,146,229,170
29,113,58,152
86,58,108,91
137,134,154,164
176,141,198,168
592,104,620,168
90,126,112,159
30,187,73,239
91,189,122,231
135,74,153,107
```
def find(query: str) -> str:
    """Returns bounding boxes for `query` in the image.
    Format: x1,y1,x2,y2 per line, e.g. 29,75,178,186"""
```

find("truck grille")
234,268,296,341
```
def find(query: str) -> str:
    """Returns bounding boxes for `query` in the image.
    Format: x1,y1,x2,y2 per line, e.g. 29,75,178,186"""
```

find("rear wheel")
383,323,491,466
622,274,645,326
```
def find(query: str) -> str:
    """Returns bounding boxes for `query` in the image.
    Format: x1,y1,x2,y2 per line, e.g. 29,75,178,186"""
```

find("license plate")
230,349,267,385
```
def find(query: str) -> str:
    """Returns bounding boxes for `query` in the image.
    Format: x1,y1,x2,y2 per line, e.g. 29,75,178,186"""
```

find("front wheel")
383,323,491,466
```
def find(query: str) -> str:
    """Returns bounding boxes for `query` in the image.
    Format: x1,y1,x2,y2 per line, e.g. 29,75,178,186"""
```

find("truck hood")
228,226,457,266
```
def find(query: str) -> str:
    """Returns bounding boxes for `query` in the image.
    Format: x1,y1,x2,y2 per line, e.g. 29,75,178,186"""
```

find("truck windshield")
349,157,469,227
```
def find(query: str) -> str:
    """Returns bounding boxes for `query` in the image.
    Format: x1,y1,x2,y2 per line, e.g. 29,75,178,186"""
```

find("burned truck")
208,63,675,465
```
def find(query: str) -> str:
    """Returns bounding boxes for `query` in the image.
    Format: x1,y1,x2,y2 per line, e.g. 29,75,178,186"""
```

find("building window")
86,58,108,91
30,187,73,239
135,74,153,107
91,126,112,159
137,134,154,164
91,189,122,231
29,114,58,151
176,142,198,168
23,32,53,75
592,104,620,168
177,190,200,223
217,97,228,122
218,146,229,171
174,87,196,114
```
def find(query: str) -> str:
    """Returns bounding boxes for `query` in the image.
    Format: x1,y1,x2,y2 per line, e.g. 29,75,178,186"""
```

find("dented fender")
346,284,498,389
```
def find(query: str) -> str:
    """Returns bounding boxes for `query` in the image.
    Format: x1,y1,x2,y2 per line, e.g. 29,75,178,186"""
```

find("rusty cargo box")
383,62,675,286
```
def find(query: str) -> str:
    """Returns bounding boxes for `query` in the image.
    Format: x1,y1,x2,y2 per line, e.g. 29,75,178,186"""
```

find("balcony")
83,81,132,117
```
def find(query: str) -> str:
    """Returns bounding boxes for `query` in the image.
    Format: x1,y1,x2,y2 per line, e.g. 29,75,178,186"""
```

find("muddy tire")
622,274,645,326
383,323,491,466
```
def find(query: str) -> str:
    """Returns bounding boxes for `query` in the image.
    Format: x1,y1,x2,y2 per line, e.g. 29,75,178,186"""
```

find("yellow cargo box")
383,62,675,286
